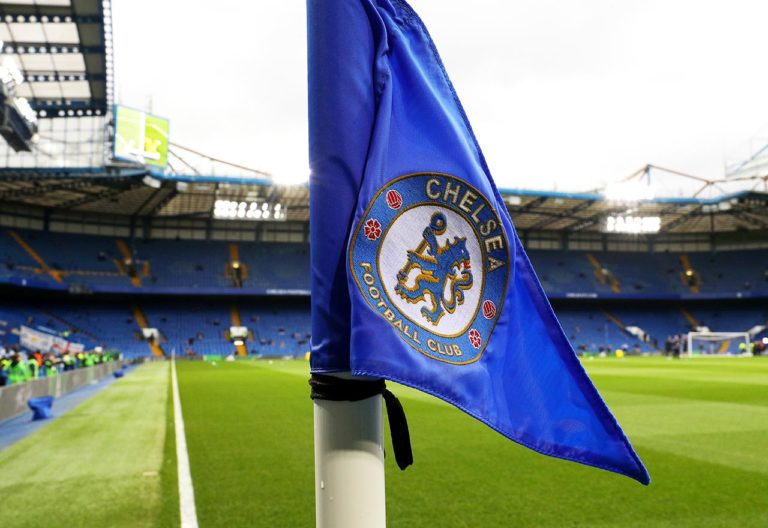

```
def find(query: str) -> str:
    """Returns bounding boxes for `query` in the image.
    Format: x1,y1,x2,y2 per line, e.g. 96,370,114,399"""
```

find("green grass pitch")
1,357,767,527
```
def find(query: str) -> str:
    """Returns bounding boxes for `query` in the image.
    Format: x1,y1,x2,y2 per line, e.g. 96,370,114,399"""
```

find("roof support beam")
728,211,768,229
5,43,104,54
528,200,595,230
0,179,94,200
508,196,548,215
52,184,135,210
23,73,105,82
659,206,703,233
0,13,103,25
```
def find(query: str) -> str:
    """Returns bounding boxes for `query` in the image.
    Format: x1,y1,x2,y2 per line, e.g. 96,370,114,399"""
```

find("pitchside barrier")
0,361,127,423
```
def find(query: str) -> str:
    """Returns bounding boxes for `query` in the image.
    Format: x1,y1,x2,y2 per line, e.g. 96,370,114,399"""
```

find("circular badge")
350,173,510,364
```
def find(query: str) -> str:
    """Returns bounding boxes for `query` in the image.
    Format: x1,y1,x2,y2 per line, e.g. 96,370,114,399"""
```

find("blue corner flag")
308,0,650,484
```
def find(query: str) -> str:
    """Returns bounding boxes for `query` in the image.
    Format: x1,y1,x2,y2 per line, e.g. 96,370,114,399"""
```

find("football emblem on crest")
350,173,510,364
482,300,496,320
386,189,403,210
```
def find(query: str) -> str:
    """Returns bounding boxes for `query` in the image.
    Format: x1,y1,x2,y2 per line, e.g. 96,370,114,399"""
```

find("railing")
0,360,127,423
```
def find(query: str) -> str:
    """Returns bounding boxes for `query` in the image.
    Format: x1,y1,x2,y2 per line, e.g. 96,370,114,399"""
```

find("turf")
177,360,315,527
2,357,767,527
176,357,768,528
0,362,174,528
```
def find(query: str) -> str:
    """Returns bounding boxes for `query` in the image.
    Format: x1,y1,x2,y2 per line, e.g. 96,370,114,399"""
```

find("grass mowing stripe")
159,363,181,528
177,360,314,528
173,359,199,528
0,362,171,528
632,429,768,475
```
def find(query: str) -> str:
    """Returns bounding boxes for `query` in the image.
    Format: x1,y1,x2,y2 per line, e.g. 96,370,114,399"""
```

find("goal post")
686,332,751,357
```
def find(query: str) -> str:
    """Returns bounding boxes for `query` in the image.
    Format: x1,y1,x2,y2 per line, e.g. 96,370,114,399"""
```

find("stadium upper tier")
1,228,767,298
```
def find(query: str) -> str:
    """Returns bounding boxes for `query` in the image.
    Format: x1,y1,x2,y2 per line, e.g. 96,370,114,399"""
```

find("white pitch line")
172,358,199,528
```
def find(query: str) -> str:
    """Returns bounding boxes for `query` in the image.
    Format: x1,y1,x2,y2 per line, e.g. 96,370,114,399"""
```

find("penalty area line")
172,358,199,528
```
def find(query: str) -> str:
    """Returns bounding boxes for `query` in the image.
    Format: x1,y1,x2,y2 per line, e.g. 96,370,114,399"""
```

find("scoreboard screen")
113,105,169,170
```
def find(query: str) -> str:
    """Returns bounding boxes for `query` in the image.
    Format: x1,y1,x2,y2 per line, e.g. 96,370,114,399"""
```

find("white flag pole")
313,376,386,528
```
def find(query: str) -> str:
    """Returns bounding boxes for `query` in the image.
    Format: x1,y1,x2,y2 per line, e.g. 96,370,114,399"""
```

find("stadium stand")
1,223,766,358
0,229,310,293
0,298,312,360
2,228,766,297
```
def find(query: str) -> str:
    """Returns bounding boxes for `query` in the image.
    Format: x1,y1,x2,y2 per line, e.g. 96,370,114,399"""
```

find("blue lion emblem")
395,212,474,325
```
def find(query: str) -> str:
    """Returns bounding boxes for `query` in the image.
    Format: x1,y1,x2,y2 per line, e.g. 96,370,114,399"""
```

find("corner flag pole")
313,374,386,528
307,0,390,524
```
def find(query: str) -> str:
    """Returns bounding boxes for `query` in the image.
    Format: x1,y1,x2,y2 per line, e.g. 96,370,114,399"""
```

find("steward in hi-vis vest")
0,357,10,386
27,357,39,379
8,354,29,385
43,357,58,377
62,353,75,371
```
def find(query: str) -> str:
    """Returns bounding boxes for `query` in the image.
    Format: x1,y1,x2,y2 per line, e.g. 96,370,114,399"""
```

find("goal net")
686,332,751,356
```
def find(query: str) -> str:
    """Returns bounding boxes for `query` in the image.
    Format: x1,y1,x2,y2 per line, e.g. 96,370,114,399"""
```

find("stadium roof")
0,0,113,117
0,167,767,233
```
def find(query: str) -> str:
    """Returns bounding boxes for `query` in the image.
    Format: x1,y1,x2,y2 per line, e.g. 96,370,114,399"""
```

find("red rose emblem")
364,218,382,241
468,328,481,349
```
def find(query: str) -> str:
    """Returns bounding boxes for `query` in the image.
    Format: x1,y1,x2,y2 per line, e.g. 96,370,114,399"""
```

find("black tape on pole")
309,373,413,471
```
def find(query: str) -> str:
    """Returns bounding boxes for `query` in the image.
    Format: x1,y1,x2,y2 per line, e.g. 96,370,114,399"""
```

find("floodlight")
604,215,661,234
213,199,287,221
0,56,24,87
14,98,37,124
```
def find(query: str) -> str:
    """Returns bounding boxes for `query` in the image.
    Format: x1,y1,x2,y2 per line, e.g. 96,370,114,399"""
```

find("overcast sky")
113,1,768,193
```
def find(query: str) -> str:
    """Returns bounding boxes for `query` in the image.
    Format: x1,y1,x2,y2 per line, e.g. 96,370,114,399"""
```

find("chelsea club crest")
349,173,510,364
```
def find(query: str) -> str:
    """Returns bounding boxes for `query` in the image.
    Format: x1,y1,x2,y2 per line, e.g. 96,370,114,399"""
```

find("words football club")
350,173,510,364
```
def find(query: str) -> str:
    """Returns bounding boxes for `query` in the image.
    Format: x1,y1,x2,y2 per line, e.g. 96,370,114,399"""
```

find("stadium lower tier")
0,299,311,359
2,228,768,297
0,298,765,358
